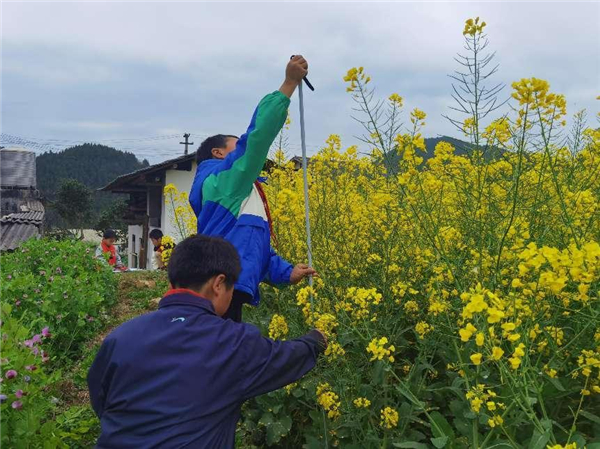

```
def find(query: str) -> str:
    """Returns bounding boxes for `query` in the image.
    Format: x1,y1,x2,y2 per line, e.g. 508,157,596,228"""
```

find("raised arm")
201,57,308,215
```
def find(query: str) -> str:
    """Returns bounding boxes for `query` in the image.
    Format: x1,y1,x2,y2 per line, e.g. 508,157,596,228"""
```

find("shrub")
0,238,117,362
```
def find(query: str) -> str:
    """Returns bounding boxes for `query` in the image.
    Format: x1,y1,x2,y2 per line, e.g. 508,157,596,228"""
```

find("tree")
94,200,129,246
53,179,93,239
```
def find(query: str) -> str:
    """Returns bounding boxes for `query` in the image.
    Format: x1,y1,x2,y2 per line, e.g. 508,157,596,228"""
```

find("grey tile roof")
1,199,44,251
0,222,40,251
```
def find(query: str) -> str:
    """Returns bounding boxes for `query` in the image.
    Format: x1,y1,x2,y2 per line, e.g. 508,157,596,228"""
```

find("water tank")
0,147,37,188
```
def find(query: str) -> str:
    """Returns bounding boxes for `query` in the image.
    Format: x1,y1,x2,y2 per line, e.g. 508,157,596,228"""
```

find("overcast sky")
2,1,599,163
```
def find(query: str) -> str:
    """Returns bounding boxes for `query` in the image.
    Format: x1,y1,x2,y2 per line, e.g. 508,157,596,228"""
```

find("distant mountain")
36,143,150,226
379,135,503,169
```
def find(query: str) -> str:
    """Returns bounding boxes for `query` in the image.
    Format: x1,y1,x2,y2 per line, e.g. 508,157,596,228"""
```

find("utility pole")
179,133,194,155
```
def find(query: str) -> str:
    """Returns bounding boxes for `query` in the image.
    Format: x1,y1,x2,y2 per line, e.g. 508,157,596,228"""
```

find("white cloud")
2,1,599,163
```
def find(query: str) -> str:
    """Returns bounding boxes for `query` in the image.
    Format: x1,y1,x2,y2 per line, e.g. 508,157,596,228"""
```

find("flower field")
0,239,118,447
236,18,600,449
0,16,598,449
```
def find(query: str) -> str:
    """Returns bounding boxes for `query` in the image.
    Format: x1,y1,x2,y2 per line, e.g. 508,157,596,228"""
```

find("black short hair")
196,134,238,164
168,234,241,290
103,229,117,239
149,229,163,240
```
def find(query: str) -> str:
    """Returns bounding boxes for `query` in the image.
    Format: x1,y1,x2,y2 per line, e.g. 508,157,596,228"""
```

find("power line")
0,132,329,162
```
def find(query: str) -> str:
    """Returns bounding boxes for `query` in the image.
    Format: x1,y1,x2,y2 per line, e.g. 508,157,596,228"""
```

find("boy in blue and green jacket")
189,56,316,322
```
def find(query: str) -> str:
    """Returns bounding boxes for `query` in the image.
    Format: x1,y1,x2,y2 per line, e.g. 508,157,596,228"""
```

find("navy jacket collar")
158,289,216,315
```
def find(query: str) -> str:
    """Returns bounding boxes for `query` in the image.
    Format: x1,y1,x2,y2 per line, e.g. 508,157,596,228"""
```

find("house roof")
100,153,195,192
101,153,279,194
0,222,41,251
0,199,44,251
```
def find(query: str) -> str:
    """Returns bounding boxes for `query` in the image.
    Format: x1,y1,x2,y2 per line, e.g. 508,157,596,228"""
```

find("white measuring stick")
298,81,314,292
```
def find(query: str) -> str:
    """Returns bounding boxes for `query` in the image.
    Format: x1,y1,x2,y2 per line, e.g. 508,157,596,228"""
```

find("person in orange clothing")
95,229,126,270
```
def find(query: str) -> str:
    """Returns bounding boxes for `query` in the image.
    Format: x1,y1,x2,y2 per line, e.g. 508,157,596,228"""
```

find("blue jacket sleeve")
87,338,118,418
240,327,325,401
266,247,294,285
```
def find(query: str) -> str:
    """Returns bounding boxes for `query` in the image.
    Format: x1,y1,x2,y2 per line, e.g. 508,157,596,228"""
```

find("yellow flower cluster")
389,93,404,108
463,17,487,36
465,384,504,421
160,235,175,266
511,77,567,127
366,337,395,362
415,321,434,339
578,349,600,394
343,66,370,92
325,341,346,360
317,383,341,419
268,314,288,340
164,183,197,240
335,287,382,320
380,406,399,429
353,397,371,408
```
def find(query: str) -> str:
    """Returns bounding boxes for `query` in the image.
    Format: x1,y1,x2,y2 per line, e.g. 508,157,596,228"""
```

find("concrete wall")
162,162,197,243
125,161,198,268
127,225,143,268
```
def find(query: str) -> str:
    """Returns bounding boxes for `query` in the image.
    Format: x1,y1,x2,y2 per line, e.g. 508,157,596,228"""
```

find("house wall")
128,224,163,269
162,162,197,243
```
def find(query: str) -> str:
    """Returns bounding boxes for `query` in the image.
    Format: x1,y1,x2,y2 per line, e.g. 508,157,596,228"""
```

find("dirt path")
57,271,168,408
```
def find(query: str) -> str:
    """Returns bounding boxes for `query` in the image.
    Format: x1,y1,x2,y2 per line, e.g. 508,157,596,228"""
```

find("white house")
101,152,279,269
100,153,197,268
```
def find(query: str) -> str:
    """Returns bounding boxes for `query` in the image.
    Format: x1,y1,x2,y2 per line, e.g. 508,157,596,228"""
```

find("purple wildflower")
11,401,22,410
0,394,7,403
5,370,17,380
32,334,42,344
7,275,12,280
15,301,21,307
24,376,31,383
41,327,51,338
15,390,24,399
25,365,37,371
24,339,34,348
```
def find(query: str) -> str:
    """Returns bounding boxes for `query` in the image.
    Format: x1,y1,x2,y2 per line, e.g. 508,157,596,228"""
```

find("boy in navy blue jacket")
87,235,326,448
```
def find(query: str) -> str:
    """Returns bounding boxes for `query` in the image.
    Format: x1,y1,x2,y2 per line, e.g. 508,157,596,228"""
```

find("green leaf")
580,410,600,425
429,411,456,440
528,429,551,449
258,412,274,427
547,377,565,392
393,442,429,449
280,416,293,433
431,436,449,448
305,435,324,449
266,421,288,445
292,387,304,398
308,410,322,423
372,360,385,384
